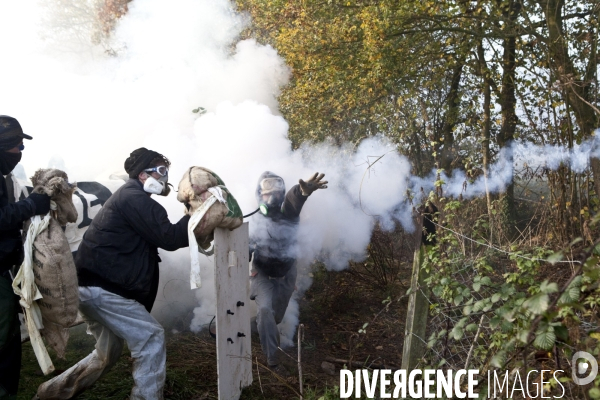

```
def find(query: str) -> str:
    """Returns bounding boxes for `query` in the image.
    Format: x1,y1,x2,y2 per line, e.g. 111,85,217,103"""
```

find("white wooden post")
213,223,253,400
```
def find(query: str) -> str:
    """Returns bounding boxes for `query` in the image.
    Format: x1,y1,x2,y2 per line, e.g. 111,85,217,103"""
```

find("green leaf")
503,309,516,322
517,329,529,343
534,328,556,350
523,293,550,315
589,388,600,399
555,325,569,343
454,295,464,306
500,284,516,301
491,293,502,303
501,320,514,332
473,300,485,312
539,280,558,294
558,276,582,305
466,323,478,332
463,305,473,316
489,316,501,329
490,351,506,368
427,337,438,348
451,325,464,340
483,299,494,312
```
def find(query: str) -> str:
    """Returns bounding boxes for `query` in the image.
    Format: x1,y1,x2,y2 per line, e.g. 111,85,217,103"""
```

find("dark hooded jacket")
251,180,307,278
76,179,189,311
0,173,36,275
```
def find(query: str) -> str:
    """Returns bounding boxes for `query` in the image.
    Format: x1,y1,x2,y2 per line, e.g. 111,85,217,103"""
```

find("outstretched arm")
282,172,329,218
298,172,328,196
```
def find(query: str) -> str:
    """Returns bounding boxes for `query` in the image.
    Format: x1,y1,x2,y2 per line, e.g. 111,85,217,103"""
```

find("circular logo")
572,351,599,386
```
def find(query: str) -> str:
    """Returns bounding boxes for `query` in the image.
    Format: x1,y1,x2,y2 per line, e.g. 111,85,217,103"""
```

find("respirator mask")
258,176,285,216
143,166,171,196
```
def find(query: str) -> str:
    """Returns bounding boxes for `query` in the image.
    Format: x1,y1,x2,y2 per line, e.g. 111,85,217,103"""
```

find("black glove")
299,172,328,196
28,193,51,216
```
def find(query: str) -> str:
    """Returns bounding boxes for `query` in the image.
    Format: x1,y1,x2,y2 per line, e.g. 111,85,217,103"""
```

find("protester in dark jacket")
76,177,188,311
0,115,50,400
35,148,189,400
250,171,327,373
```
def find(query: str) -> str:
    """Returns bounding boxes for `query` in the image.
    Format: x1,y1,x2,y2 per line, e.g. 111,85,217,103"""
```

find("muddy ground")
17,262,410,400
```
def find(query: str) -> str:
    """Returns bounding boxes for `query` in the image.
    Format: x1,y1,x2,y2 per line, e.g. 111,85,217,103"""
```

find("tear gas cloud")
0,0,411,334
1,0,598,339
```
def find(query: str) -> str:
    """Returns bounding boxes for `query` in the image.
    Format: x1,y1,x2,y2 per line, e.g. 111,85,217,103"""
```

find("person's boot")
268,363,290,378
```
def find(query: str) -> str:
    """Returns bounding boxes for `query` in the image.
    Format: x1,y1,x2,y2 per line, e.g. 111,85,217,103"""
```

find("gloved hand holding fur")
299,172,328,196
27,192,51,215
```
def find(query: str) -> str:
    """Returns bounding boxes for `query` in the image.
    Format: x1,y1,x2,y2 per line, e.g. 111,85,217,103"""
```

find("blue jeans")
37,287,166,400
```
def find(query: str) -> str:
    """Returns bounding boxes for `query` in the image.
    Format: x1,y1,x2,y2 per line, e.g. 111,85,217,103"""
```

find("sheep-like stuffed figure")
26,168,79,358
177,166,243,249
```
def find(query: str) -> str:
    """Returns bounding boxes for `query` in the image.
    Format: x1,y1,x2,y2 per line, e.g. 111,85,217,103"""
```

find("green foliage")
236,0,599,182
418,194,600,399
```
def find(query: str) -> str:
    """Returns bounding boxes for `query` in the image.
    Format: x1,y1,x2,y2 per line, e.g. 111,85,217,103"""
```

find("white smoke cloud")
2,0,599,347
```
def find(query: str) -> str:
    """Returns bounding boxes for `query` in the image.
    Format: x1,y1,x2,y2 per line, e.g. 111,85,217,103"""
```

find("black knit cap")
0,115,33,151
124,147,162,179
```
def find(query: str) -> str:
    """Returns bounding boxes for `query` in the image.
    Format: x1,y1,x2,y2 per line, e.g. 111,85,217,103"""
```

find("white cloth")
12,212,55,375
187,189,229,289
36,287,166,400
207,186,226,205
188,195,218,289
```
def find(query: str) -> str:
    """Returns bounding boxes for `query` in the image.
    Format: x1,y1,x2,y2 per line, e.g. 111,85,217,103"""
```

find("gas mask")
143,175,170,196
259,192,285,216
256,173,285,217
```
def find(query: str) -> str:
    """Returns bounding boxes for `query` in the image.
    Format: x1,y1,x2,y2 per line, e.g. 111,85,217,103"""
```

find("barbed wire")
430,219,582,265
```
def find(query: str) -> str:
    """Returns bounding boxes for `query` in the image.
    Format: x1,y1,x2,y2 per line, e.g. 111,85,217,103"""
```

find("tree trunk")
478,41,494,241
440,62,464,171
497,0,521,240
542,0,600,197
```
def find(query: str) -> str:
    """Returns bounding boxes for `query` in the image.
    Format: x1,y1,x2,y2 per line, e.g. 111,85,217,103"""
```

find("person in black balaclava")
0,115,51,399
249,171,327,375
